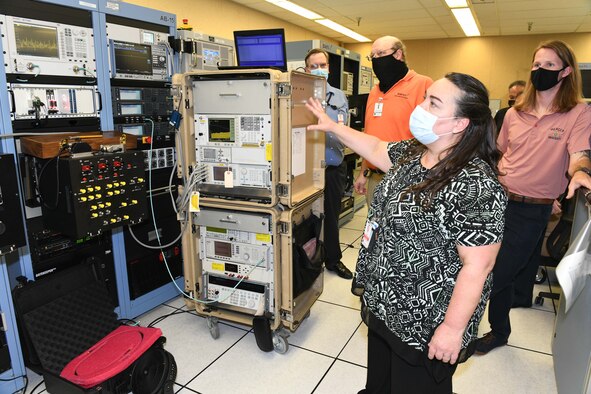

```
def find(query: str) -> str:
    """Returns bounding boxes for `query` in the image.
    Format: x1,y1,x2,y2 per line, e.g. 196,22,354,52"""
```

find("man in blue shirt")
304,48,352,279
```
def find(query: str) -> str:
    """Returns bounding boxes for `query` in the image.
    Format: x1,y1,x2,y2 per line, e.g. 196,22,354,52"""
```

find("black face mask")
508,99,516,107
530,67,565,91
372,55,408,93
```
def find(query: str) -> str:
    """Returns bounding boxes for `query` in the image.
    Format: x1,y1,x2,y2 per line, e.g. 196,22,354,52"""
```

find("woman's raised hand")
305,97,337,133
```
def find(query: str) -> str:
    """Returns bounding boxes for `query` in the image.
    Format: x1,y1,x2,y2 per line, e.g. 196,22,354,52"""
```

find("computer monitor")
233,28,287,71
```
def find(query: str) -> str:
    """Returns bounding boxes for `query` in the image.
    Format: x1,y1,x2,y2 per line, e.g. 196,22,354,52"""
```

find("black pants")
513,231,545,306
488,201,552,339
324,162,347,266
361,327,455,394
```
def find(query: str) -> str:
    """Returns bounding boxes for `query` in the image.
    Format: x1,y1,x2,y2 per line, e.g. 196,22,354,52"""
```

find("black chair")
534,196,574,306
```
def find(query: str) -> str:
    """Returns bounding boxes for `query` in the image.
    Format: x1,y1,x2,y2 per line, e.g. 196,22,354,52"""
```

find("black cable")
29,378,44,394
176,91,183,112
118,318,139,326
0,375,24,381
147,309,191,328
0,375,29,394
7,375,28,394
36,147,66,210
15,74,38,83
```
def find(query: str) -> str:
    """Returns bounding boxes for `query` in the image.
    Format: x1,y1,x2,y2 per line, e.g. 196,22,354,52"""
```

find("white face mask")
409,105,456,145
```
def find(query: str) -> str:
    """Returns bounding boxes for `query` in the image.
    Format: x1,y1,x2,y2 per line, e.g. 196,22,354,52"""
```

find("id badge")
361,220,379,249
373,102,383,117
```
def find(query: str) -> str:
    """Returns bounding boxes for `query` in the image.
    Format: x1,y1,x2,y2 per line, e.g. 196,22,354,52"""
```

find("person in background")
494,80,526,131
306,72,506,394
304,48,352,280
355,36,433,207
476,40,591,355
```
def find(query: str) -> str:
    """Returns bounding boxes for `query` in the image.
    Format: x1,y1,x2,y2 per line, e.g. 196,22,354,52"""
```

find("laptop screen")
233,29,287,71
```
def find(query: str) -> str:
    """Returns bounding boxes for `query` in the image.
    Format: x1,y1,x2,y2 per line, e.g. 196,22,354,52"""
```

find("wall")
347,33,591,105
126,0,337,44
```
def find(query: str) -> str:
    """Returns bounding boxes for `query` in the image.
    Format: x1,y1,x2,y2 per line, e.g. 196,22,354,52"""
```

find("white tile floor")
23,205,561,394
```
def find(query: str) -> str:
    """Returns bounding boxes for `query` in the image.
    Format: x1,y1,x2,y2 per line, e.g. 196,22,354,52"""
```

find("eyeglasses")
307,63,328,70
365,48,397,62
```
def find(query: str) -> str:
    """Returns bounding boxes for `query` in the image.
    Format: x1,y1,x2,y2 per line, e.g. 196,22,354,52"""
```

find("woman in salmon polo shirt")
476,40,591,355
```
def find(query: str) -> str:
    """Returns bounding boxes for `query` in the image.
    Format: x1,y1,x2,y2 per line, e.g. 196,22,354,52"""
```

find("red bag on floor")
60,325,162,388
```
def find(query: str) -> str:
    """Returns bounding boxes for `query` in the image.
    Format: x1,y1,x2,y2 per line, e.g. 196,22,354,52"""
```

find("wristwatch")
363,169,371,178
575,167,591,177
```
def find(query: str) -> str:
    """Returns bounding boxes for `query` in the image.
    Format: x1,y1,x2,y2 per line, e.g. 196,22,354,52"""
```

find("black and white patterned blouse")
357,140,507,351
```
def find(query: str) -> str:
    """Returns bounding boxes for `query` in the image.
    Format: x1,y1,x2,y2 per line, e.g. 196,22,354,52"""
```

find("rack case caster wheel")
272,332,289,354
534,296,544,306
207,316,220,339
534,267,547,284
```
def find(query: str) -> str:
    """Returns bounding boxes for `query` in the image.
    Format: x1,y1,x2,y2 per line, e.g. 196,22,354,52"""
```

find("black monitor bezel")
112,40,153,76
233,28,287,72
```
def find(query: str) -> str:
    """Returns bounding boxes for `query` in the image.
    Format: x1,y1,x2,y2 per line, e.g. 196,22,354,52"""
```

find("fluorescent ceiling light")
315,19,371,42
451,7,480,36
445,0,468,8
265,0,322,20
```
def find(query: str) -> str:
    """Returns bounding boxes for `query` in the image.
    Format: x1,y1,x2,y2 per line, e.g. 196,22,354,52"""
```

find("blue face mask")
409,105,456,145
310,68,329,80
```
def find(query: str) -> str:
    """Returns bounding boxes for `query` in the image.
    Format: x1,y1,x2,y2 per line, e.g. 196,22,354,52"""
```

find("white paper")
291,127,306,177
555,217,591,312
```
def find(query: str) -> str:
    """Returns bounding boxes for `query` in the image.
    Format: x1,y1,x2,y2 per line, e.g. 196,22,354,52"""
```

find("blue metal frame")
37,0,99,10
0,6,35,289
3,0,182,321
98,0,178,77
0,21,27,393
0,2,181,386
0,258,26,393
3,0,102,289
98,0,176,30
96,0,180,319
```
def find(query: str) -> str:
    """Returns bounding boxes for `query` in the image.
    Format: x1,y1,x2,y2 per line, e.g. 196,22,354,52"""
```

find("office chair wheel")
534,267,547,284
534,295,544,306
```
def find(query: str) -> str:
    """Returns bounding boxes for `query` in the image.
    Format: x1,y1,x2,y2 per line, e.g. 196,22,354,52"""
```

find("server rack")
96,0,183,318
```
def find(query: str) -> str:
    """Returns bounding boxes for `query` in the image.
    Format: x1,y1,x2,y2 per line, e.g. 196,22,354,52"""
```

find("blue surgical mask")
409,105,455,145
310,68,329,80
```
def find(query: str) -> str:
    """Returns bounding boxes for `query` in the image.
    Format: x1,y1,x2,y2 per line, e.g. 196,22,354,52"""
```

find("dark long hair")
401,72,501,208
514,40,583,113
